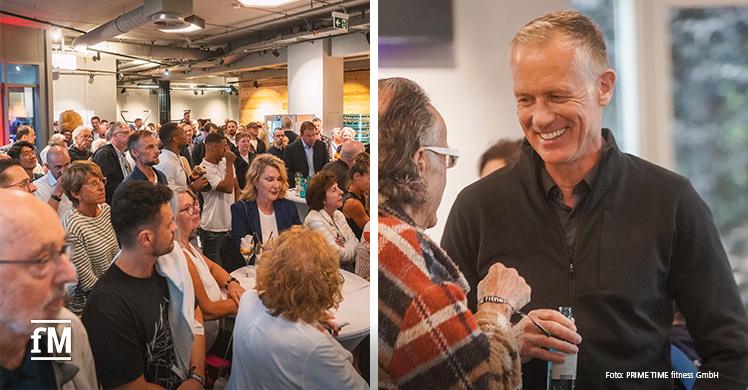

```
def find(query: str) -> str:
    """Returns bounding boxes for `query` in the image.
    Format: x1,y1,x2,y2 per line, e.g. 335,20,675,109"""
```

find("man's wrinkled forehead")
0,193,60,257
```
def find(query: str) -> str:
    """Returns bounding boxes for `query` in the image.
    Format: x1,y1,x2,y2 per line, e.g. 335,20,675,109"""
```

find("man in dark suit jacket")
91,121,132,204
282,121,329,179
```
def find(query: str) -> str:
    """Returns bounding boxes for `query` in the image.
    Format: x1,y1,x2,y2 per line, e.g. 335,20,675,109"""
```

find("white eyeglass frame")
421,146,460,169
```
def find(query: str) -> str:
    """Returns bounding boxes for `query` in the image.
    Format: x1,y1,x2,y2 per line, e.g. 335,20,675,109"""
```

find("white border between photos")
368,0,378,384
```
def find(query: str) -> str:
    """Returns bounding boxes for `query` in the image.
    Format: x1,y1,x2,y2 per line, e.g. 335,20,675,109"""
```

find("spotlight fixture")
194,90,198,95
151,89,158,95
121,88,127,94
253,80,259,88
88,74,95,84
219,57,225,66
163,68,170,77
272,48,280,57
117,72,124,81
92,52,101,62
200,90,204,95
158,15,205,33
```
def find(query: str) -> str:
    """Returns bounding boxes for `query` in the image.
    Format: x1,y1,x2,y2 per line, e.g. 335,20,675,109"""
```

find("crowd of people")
0,109,370,389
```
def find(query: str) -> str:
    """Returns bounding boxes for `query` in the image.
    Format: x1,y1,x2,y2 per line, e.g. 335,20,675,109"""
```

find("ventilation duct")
72,0,193,50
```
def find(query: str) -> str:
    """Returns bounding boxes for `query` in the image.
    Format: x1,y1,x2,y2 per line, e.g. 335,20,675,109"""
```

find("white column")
287,39,344,132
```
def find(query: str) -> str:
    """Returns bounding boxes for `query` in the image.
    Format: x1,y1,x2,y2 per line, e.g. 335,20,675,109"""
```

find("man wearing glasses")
378,77,533,389
0,190,98,389
92,121,132,204
0,159,37,194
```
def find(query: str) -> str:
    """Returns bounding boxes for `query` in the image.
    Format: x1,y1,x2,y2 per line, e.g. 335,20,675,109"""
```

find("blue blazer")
223,198,301,272
230,198,301,243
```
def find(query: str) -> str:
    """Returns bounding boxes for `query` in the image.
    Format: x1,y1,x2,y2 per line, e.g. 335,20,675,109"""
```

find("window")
570,0,623,147
2,64,39,143
670,6,748,307
7,64,38,85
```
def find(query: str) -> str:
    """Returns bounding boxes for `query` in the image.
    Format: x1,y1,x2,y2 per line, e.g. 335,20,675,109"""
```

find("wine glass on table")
239,235,255,277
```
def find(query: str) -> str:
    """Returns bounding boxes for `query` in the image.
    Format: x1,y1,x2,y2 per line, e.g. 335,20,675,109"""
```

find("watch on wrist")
50,194,62,202
224,277,238,290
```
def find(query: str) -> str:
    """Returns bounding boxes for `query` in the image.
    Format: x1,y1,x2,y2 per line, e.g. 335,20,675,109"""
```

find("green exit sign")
332,11,349,30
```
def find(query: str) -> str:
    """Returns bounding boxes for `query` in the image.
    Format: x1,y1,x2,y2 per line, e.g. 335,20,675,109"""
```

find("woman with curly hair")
227,226,367,389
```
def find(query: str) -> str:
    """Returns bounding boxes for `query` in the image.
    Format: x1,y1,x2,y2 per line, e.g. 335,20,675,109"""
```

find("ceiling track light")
194,90,198,95
88,74,95,84
121,88,127,94
272,48,280,57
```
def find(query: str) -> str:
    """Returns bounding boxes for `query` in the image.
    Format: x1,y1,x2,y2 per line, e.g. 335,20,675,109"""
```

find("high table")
285,188,310,220
228,266,370,351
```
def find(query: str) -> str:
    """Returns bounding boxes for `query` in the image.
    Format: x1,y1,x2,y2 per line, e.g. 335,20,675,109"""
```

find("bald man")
33,145,74,219
321,141,365,193
0,190,98,389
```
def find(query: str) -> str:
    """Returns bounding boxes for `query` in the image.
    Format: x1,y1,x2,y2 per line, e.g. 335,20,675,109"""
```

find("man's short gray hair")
511,10,609,77
72,126,91,139
378,77,439,209
105,121,127,141
47,133,67,146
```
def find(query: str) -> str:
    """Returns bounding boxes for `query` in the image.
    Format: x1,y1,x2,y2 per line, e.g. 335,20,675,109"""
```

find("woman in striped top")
61,161,119,315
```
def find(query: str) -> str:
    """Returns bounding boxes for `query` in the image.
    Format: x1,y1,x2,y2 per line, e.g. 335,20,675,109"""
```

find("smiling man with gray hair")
442,10,748,389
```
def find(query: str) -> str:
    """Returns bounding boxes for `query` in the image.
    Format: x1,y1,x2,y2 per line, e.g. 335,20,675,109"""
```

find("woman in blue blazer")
222,154,301,272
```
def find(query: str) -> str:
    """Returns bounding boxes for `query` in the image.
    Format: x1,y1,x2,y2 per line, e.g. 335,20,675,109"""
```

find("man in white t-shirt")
33,145,73,219
199,132,236,267
155,123,208,192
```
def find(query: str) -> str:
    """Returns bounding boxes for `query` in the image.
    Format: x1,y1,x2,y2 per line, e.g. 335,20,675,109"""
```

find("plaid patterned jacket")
378,212,522,389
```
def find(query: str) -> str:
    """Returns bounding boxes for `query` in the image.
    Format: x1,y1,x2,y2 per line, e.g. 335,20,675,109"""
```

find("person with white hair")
329,127,342,159
68,126,93,161
91,121,132,204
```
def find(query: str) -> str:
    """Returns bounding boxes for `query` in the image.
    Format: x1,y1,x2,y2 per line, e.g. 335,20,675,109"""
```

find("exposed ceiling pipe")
119,63,163,73
72,0,193,49
90,41,213,60
220,19,368,66
191,0,369,45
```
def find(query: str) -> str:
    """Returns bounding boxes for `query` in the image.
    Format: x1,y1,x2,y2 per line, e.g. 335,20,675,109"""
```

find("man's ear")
598,69,617,107
137,228,152,249
413,148,427,173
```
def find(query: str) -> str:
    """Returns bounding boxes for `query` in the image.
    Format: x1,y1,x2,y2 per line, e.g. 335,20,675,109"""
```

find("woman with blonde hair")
227,226,367,389
222,154,301,272
171,187,245,350
61,160,119,315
